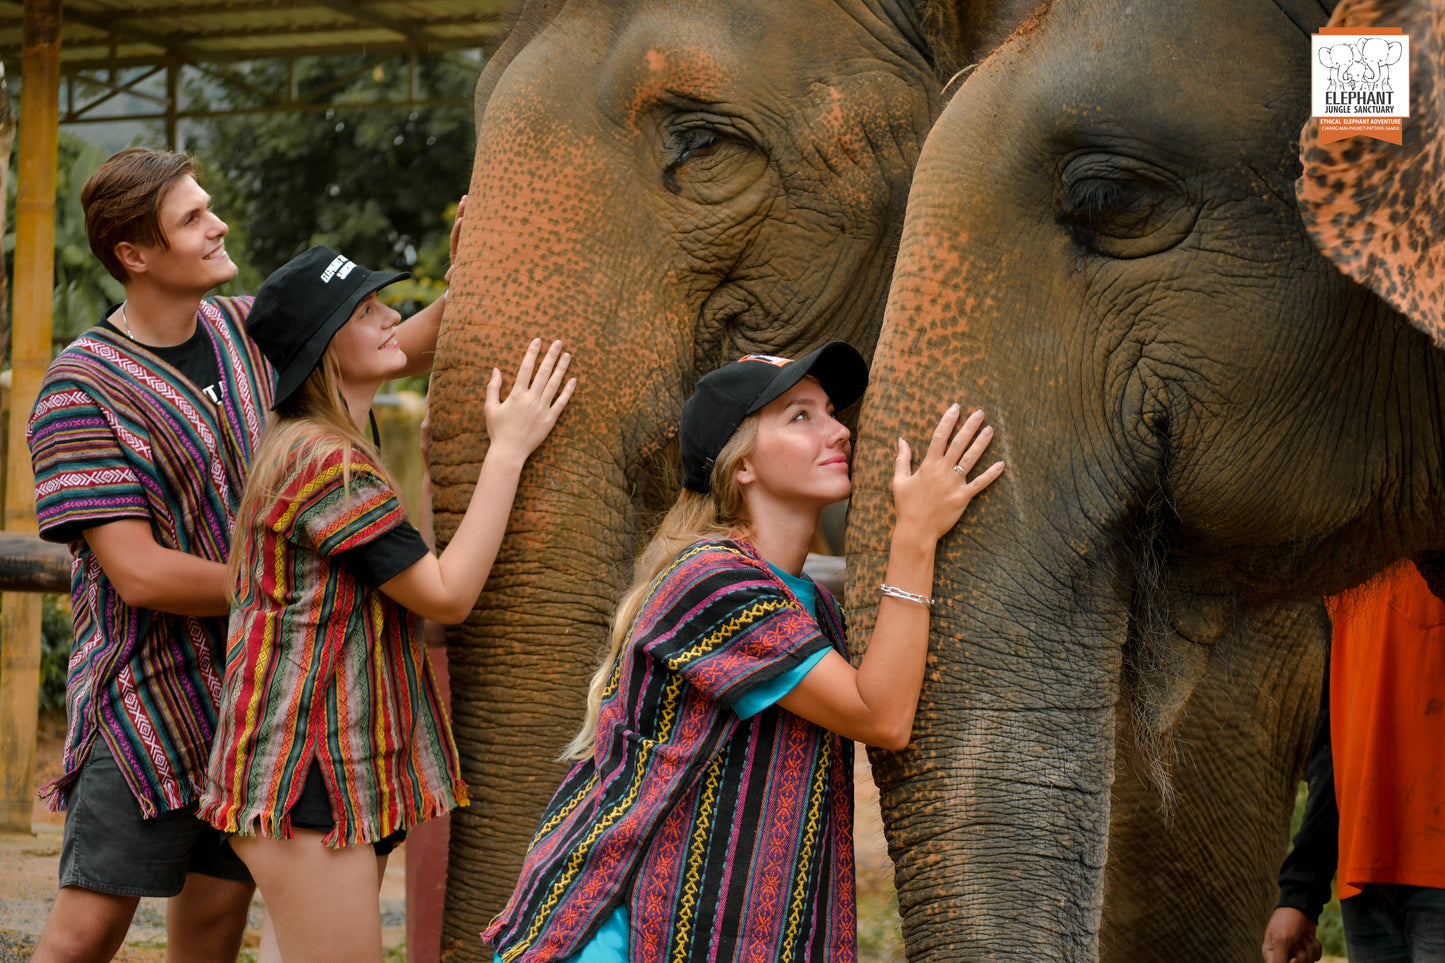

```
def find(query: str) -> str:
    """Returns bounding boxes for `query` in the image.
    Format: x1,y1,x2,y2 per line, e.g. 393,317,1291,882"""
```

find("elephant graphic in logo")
1348,36,1404,92
1319,41,1361,90
1319,37,1404,93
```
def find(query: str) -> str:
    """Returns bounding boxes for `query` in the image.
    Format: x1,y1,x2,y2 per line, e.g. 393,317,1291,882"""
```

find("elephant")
1319,41,1362,90
847,0,1445,959
427,0,1036,950
1347,36,1403,90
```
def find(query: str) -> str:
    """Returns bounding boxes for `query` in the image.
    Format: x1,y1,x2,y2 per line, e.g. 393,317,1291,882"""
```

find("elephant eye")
661,116,769,205
675,127,719,163
1055,153,1197,258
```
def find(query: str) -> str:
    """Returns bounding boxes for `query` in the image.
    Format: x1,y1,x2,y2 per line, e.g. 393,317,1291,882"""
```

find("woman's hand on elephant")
484,338,577,465
385,339,573,624
892,404,1004,544
444,194,467,288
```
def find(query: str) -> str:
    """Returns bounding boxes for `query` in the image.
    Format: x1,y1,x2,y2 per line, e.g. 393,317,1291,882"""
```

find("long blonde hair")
562,415,761,761
227,350,389,597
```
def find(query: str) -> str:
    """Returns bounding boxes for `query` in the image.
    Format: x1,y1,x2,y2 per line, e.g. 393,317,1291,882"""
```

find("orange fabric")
1328,562,1445,899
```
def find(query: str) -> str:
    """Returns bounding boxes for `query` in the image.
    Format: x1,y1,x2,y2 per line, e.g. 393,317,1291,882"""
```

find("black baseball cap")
246,245,409,408
680,341,869,493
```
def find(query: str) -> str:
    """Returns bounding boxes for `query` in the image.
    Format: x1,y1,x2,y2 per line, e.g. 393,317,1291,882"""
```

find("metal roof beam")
60,92,470,125
56,3,209,62
74,0,343,17
23,39,490,72
306,0,445,45
61,14,503,48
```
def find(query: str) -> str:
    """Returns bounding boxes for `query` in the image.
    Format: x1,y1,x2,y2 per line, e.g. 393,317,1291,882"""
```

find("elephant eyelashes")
675,127,720,162
660,119,769,203
1055,153,1198,259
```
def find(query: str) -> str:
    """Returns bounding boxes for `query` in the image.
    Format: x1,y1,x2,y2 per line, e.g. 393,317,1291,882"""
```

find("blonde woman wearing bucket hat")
485,343,1004,963
198,244,576,961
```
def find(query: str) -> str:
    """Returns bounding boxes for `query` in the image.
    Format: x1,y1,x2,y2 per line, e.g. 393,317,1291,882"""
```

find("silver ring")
952,465,967,476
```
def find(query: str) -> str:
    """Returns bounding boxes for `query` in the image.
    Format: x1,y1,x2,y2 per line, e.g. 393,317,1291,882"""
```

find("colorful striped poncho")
199,439,467,846
27,297,272,817
485,538,856,963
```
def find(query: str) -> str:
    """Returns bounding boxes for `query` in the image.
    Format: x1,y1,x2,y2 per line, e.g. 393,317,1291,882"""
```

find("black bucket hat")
246,245,409,409
680,341,869,493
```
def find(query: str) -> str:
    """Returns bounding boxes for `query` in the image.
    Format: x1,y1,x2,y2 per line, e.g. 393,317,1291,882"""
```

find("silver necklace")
117,301,136,340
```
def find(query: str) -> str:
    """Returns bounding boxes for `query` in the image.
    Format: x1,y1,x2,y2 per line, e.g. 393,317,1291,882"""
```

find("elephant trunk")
430,311,685,946
848,495,1128,961
429,175,690,947
847,220,1149,960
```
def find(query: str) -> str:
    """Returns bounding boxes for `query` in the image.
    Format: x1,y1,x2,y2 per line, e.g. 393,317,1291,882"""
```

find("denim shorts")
57,739,251,898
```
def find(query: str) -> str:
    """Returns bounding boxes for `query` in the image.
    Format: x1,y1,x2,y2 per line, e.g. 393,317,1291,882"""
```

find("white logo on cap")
320,255,356,283
737,353,792,367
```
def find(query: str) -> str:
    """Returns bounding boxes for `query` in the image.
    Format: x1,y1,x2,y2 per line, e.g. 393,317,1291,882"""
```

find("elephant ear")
1297,0,1445,348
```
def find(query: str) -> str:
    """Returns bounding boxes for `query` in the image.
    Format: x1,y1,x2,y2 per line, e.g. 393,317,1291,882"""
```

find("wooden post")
0,60,14,364
0,0,61,833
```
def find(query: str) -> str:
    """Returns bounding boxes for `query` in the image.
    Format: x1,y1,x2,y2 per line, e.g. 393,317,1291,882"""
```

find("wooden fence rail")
0,532,70,594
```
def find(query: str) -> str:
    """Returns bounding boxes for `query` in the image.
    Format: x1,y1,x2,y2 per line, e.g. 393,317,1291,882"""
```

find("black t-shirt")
98,312,224,406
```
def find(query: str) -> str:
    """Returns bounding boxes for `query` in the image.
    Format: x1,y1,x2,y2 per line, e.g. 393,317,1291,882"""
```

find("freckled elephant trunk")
429,298,686,946
848,405,1127,961
428,127,692,945
844,143,1140,959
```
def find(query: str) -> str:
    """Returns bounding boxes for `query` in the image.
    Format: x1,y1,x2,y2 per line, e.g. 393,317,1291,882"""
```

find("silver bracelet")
879,583,934,607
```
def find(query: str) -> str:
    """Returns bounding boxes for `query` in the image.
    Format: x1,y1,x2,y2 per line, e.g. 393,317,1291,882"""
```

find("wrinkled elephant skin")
849,0,1445,960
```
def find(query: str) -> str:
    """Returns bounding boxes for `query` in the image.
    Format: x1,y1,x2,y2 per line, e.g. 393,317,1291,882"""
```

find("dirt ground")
0,714,899,963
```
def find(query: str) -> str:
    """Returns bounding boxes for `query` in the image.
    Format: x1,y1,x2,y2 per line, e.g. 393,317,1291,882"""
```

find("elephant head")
848,0,1445,959
1354,35,1404,85
1319,40,1361,88
427,0,1034,949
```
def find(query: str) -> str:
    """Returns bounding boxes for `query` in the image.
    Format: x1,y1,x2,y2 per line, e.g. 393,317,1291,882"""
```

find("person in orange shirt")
1262,560,1445,963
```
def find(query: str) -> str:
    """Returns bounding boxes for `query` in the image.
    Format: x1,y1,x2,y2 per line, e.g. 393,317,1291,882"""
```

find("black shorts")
57,739,251,898
289,760,406,856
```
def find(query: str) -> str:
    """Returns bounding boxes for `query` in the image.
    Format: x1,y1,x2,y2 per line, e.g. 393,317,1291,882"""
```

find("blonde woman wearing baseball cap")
485,343,1004,963
198,244,576,961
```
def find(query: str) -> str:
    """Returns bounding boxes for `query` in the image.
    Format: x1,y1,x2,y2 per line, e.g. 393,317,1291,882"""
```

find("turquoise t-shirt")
493,907,629,963
500,563,831,963
732,564,830,718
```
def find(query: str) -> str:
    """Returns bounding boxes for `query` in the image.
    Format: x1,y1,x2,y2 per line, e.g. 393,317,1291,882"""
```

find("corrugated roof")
0,0,516,71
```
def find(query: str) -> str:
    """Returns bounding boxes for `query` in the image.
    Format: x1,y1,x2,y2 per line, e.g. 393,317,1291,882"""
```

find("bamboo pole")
0,61,13,363
0,0,61,833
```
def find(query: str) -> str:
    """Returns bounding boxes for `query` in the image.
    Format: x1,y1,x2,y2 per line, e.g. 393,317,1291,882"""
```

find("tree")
4,129,135,353
186,53,478,289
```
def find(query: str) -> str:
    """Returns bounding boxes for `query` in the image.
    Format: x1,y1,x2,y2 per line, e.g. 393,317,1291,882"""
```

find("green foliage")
39,594,72,714
5,131,124,346
185,54,477,289
856,884,903,963
1289,780,1348,958
43,137,125,341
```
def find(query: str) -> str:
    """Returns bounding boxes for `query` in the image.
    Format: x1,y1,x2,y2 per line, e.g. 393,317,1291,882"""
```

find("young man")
25,147,272,962
28,146,455,962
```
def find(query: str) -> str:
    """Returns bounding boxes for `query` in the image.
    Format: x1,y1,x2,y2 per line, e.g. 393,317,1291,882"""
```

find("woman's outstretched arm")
378,337,575,623
778,405,1004,748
